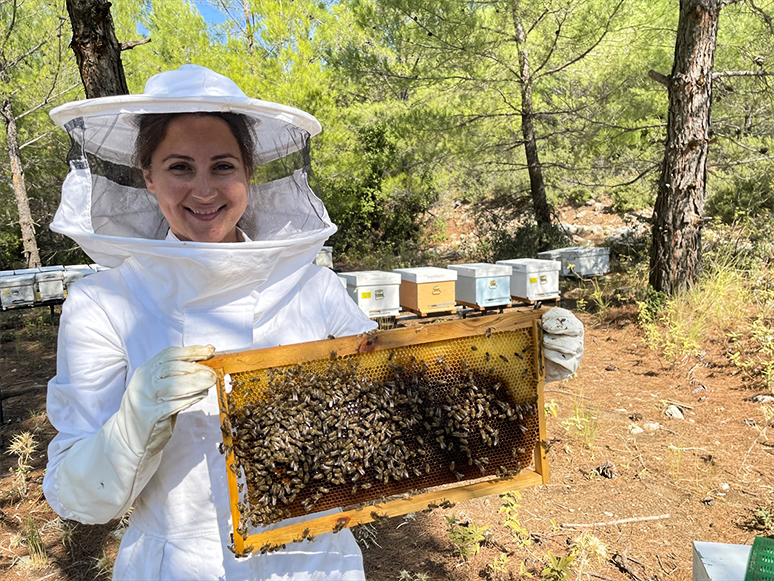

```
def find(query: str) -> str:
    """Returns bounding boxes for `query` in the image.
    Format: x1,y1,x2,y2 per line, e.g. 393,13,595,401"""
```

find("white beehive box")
35,266,65,302
447,263,512,309
537,246,610,277
496,259,561,302
64,265,94,294
0,272,36,309
340,270,401,318
313,246,334,269
337,275,347,288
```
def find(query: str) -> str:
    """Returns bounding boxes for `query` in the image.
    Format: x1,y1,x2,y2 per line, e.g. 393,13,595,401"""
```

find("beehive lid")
394,267,457,284
13,268,40,275
339,270,402,287
39,265,65,272
65,264,93,272
0,273,36,286
447,263,512,278
35,270,64,282
0,270,14,278
538,246,609,257
496,259,561,274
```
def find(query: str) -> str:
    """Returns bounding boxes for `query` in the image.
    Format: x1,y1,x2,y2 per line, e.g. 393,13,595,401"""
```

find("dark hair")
133,112,255,178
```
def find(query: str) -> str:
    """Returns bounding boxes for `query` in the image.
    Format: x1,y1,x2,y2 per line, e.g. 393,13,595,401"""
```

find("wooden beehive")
394,267,457,317
203,310,548,556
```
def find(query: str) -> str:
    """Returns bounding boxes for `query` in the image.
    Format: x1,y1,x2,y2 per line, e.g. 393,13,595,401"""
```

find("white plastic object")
340,270,401,318
313,246,333,268
537,246,610,277
496,258,561,302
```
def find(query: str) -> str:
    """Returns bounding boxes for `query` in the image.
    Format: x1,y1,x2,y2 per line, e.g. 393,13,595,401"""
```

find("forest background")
2,0,774,272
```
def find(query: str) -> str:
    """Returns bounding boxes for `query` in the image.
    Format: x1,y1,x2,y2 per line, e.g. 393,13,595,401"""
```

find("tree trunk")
66,0,129,98
519,57,552,228
243,0,255,56
649,0,719,294
2,98,42,268
512,4,552,228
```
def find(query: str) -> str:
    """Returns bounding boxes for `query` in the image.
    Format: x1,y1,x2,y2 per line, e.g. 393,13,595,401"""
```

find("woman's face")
143,115,250,243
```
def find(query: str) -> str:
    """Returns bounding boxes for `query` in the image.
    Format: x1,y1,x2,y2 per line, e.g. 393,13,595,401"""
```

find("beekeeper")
43,64,583,581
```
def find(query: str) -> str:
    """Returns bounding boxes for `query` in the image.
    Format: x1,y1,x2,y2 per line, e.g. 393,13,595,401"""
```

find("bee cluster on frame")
221,327,540,542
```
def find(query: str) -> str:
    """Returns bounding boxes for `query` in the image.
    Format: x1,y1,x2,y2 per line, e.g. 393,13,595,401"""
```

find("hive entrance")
205,310,548,555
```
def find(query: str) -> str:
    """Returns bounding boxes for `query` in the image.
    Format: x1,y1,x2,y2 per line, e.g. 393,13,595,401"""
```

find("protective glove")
542,308,584,383
55,345,217,524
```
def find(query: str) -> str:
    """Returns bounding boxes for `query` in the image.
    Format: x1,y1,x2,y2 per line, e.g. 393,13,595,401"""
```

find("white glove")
54,345,217,524
542,308,584,383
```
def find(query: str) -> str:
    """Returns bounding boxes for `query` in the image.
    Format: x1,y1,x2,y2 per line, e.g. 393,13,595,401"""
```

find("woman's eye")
169,163,191,171
214,163,235,171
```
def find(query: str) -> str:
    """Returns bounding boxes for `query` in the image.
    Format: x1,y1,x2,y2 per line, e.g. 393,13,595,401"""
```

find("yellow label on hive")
361,291,372,299
529,277,538,284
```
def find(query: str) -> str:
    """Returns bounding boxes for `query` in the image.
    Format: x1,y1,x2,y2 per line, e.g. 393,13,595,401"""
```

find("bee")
330,350,337,361
522,368,528,379
513,352,524,360
328,334,336,340
470,345,478,351
332,519,348,533
485,352,490,361
449,460,456,472
388,350,395,361
370,511,389,522
499,354,509,363
486,327,493,338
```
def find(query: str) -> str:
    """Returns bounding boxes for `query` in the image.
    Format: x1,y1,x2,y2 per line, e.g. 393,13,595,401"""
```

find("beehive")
447,263,512,310
340,270,402,318
496,259,561,303
203,310,548,556
394,266,457,317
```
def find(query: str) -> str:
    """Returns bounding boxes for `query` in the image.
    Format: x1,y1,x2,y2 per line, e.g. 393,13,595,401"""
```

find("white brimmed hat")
49,64,322,167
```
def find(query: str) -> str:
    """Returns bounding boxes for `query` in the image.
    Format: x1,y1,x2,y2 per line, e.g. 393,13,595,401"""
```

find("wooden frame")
202,310,549,555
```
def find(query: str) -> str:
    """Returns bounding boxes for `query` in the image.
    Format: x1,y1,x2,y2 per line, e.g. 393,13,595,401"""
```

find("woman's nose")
191,173,218,199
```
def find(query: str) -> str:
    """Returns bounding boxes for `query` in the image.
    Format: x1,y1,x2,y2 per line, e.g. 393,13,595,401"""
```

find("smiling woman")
138,114,251,243
42,64,378,581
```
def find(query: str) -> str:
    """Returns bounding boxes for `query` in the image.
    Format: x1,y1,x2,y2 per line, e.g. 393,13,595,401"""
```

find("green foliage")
565,188,594,207
498,492,530,548
610,178,657,213
322,120,437,258
541,551,575,581
476,211,572,262
706,166,774,224
444,514,489,562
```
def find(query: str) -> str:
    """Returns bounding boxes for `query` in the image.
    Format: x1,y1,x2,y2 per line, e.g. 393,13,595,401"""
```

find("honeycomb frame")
202,309,548,555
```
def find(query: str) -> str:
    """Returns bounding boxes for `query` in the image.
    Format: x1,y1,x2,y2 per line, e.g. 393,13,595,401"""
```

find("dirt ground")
0,301,772,581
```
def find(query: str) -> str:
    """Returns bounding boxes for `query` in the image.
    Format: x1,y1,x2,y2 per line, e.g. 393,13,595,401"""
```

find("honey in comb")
226,330,539,529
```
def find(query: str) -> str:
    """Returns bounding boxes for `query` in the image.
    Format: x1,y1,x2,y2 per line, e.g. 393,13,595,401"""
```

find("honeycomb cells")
225,327,540,529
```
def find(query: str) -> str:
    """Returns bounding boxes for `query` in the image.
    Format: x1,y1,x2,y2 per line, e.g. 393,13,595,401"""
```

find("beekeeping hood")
49,65,335,338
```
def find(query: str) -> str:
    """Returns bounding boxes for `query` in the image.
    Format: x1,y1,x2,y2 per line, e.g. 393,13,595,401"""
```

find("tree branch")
20,130,54,150
17,82,79,120
748,0,774,36
121,38,151,51
536,0,625,80
648,69,669,87
562,513,671,528
712,69,774,78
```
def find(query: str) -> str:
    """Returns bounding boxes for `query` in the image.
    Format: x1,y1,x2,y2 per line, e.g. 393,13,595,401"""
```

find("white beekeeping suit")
43,65,377,581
